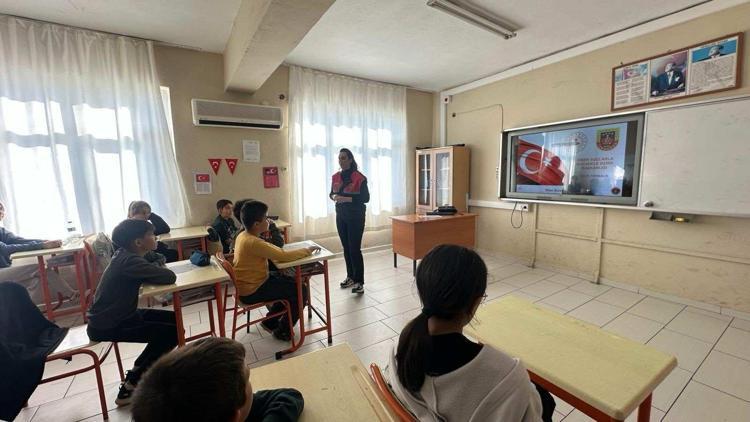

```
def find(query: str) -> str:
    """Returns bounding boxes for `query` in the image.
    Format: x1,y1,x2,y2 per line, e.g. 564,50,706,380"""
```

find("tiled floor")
23,249,750,421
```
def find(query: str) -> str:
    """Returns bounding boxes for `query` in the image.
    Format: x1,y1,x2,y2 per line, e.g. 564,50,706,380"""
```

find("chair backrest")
369,363,418,422
214,252,239,288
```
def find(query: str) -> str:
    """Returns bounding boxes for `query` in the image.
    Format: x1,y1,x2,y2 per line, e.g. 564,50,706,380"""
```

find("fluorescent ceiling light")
427,0,517,39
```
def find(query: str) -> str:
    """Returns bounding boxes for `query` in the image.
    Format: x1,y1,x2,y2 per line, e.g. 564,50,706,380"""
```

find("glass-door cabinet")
415,146,470,214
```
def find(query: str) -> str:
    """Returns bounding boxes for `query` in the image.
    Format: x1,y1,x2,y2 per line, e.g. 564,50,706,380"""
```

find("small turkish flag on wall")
208,158,222,175
225,158,238,175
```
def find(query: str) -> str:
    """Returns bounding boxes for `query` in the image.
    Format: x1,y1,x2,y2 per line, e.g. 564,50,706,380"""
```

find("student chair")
369,363,418,422
215,253,296,358
38,326,124,420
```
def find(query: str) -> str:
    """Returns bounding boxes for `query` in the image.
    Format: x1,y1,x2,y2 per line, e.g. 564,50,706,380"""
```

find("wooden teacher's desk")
250,344,396,421
467,296,677,422
391,213,477,274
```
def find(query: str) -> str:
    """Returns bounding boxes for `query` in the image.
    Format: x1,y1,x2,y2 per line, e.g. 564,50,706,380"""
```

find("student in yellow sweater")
233,201,319,341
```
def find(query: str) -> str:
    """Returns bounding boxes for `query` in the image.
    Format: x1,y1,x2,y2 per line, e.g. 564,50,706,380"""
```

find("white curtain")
0,16,189,239
289,66,408,238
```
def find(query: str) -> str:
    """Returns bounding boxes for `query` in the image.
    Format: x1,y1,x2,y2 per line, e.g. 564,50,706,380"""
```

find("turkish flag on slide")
515,140,565,186
208,158,222,175
225,158,238,175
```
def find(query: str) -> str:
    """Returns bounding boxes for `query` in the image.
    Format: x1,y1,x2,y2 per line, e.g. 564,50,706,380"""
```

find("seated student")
86,218,178,406
212,199,239,254
0,201,75,304
128,201,178,263
388,244,554,422
131,337,304,422
233,201,319,341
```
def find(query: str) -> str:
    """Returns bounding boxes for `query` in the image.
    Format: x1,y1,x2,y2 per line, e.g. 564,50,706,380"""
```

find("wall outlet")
520,203,529,212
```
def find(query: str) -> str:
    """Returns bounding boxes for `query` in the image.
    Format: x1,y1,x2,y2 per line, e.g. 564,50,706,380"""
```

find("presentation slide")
512,122,629,197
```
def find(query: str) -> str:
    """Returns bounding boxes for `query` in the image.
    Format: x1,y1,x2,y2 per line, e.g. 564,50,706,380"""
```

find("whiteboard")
640,96,750,217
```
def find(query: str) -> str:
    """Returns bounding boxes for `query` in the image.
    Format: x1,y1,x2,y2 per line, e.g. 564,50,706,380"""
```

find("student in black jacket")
128,201,179,262
211,199,239,254
87,218,178,406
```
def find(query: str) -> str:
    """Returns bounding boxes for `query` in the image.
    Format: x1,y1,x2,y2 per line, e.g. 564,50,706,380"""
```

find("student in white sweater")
388,244,555,422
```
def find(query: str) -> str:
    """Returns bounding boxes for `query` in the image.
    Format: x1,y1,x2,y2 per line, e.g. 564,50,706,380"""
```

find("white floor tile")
730,317,750,333
566,300,625,327
628,297,685,324
647,329,713,372
715,327,750,361
355,338,395,370
666,309,730,344
14,406,38,422
382,309,421,334
490,263,531,280
604,313,664,344
330,321,397,351
520,280,568,299
664,381,750,422
540,289,593,311
485,281,518,300
374,295,422,317
652,367,692,412
32,381,120,422
27,378,73,407
624,406,665,422
694,351,750,401
568,280,611,297
503,270,553,288
596,288,645,309
546,273,588,287
684,306,732,322
551,393,574,415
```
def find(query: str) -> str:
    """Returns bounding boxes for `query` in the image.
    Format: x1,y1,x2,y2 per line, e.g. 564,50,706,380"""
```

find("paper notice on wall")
193,172,212,195
688,36,740,94
613,62,649,109
243,140,260,162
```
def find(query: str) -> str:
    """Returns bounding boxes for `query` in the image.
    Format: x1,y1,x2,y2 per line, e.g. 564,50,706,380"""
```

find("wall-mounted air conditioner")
191,99,283,130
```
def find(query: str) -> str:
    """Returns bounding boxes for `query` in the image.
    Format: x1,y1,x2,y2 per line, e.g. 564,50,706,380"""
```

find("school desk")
250,344,397,421
140,259,229,346
274,218,292,243
466,296,677,422
272,241,335,358
157,226,209,260
391,213,477,274
11,238,88,321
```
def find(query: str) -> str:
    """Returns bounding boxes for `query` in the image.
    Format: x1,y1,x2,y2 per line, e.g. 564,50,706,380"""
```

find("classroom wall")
153,45,434,252
445,3,750,313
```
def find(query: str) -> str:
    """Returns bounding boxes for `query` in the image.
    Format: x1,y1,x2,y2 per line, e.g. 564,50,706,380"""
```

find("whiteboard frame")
497,94,750,218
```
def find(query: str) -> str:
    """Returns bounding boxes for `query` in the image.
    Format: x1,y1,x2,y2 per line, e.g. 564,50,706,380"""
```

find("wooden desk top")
10,238,85,259
466,296,677,420
274,219,291,229
140,258,228,297
272,241,335,270
158,226,209,242
250,344,396,421
391,213,477,224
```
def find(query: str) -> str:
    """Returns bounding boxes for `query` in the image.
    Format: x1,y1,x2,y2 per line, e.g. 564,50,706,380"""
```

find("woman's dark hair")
396,244,488,393
240,200,268,229
233,198,252,221
339,148,358,172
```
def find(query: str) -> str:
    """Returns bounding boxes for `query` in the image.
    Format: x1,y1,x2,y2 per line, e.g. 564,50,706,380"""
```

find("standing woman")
330,148,369,294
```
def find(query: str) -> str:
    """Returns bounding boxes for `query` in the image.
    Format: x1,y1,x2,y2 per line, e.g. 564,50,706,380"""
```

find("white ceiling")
0,0,241,52
286,0,707,91
0,0,713,91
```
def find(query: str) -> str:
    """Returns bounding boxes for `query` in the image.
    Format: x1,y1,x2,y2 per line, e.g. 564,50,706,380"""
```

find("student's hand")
43,240,62,249
307,246,321,254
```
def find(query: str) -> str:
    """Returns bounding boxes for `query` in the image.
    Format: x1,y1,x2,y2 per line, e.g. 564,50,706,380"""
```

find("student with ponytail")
389,244,554,422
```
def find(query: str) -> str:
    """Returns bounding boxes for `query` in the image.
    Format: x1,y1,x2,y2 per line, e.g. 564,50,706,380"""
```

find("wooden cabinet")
415,146,470,214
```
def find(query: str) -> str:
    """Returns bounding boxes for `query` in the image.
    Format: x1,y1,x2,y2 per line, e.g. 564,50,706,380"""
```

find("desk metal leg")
283,228,289,243
173,292,186,347
38,256,54,320
214,282,226,338
176,240,184,260
323,260,332,344
413,259,417,275
637,393,652,422
73,252,88,322
200,237,207,252
393,253,397,268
